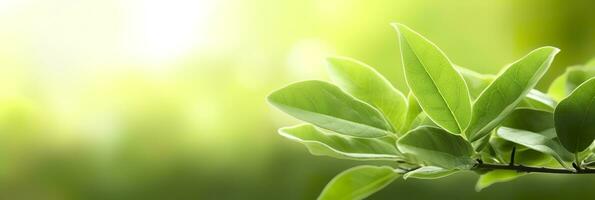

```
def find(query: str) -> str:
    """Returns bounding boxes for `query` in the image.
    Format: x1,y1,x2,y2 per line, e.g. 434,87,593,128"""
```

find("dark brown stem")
474,163,595,174
509,146,516,167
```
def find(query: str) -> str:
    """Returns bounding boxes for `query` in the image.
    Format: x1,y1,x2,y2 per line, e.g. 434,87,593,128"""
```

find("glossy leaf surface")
268,80,391,137
326,57,408,134
466,47,559,141
395,24,471,134
279,124,401,161
555,78,595,153
397,126,475,169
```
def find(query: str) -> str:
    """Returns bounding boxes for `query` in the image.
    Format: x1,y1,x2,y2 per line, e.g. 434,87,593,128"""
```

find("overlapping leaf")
268,80,391,138
397,126,475,169
326,57,409,134
476,170,523,191
555,78,595,153
279,124,401,161
497,127,573,167
318,166,401,200
403,166,458,180
548,64,595,101
395,24,471,134
466,47,559,141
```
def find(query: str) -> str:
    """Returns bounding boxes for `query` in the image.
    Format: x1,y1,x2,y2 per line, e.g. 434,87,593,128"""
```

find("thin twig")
474,163,595,174
509,146,516,167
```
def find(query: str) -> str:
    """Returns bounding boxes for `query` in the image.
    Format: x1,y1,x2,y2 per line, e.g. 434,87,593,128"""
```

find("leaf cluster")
268,24,595,199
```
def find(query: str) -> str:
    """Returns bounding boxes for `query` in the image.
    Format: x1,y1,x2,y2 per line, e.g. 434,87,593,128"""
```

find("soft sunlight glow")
286,39,335,79
122,0,218,64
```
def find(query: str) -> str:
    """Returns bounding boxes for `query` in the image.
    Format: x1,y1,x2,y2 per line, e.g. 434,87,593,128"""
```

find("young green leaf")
585,154,595,166
279,124,401,161
458,67,553,110
500,108,554,132
318,166,400,200
408,112,437,129
518,90,556,111
471,131,493,152
475,170,523,191
403,93,422,131
497,127,573,168
397,126,475,169
489,134,553,166
326,57,408,134
548,72,568,102
403,166,458,180
394,24,471,134
466,47,560,141
548,65,595,102
492,108,567,166
555,77,595,153
566,66,595,94
268,80,391,138
457,67,495,99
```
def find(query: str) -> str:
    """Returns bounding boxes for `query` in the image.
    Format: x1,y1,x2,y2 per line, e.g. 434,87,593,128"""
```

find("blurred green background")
1,0,595,199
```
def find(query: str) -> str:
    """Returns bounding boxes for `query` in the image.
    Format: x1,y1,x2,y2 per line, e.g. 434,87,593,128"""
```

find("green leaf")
397,126,475,169
519,90,556,111
585,153,595,166
548,65,595,102
403,166,458,180
318,166,400,200
493,108,570,166
326,57,408,134
554,77,595,153
466,47,560,141
403,92,422,131
566,66,595,95
548,72,568,102
475,170,523,191
268,80,391,138
500,108,554,132
489,134,552,166
408,112,437,129
457,67,495,99
279,124,401,161
497,127,573,168
458,67,554,110
394,24,472,134
471,131,493,152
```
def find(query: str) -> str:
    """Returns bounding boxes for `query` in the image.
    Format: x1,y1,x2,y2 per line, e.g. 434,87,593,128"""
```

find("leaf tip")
325,56,351,70
324,56,342,65
391,23,411,36
265,89,278,105
537,46,561,56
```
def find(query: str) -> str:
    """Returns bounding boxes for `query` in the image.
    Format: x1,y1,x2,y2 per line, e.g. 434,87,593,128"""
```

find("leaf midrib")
402,34,463,133
275,103,388,134
471,60,549,139
279,129,399,159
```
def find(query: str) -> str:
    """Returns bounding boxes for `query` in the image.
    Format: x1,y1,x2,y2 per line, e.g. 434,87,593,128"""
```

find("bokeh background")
1,0,595,199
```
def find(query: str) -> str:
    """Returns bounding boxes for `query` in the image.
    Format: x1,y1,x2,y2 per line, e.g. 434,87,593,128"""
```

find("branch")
474,162,595,174
509,146,516,166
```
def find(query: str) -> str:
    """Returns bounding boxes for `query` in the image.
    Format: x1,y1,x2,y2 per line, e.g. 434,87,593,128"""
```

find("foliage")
268,24,595,199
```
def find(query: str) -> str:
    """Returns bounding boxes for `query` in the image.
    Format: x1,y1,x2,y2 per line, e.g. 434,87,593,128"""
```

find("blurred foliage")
0,0,594,199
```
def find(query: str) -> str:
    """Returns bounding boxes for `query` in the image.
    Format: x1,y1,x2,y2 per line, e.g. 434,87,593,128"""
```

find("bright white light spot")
0,0,29,14
122,0,218,64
